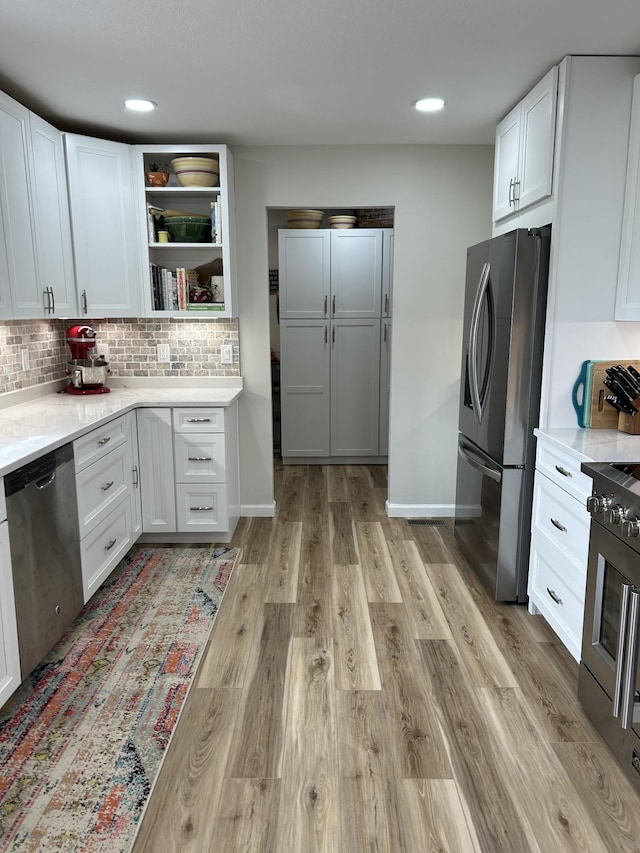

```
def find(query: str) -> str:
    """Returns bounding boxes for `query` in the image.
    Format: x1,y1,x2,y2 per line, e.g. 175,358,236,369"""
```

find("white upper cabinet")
0,91,39,319
615,74,640,321
65,133,141,317
28,114,76,316
0,91,77,318
492,66,558,222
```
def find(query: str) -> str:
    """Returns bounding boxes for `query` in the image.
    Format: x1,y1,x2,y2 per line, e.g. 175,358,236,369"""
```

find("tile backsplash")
0,318,240,396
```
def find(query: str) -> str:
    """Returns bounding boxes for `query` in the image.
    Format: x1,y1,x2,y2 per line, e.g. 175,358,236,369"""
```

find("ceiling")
0,0,639,147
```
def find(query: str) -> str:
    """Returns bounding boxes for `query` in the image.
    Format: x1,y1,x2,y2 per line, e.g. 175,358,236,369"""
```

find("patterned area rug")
0,544,238,852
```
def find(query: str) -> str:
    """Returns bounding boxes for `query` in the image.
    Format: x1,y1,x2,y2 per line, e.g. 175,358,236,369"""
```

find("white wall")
233,144,494,515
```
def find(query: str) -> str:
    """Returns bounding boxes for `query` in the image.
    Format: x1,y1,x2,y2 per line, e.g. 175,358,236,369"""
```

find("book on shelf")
146,204,164,243
210,199,223,244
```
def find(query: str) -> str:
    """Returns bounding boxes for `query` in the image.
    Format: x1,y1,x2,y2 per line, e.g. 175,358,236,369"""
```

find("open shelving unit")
133,144,237,318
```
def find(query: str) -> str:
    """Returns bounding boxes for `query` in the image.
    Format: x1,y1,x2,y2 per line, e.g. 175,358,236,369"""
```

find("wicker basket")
355,207,394,228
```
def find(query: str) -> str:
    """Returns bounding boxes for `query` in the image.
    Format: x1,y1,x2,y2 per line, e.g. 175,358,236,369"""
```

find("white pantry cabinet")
65,133,141,317
527,437,592,661
492,66,558,223
278,228,391,461
0,90,76,319
379,320,392,456
615,73,640,320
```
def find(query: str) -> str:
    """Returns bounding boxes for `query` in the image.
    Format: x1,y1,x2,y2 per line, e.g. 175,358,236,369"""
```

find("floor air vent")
406,519,446,526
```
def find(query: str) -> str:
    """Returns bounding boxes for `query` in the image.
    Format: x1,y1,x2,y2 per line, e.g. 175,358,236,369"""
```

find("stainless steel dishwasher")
5,442,84,680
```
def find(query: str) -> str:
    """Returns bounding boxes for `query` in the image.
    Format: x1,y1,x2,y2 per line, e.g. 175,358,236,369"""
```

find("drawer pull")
550,517,567,533
101,481,114,491
98,436,111,446
186,417,211,423
555,465,572,478
546,587,563,605
104,538,117,551
188,456,212,462
190,506,214,512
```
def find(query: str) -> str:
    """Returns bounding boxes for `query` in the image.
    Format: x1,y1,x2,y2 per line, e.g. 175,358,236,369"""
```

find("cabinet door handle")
555,465,572,478
98,436,111,446
49,286,55,314
324,325,328,344
383,323,387,343
384,293,389,315
81,289,88,314
332,325,335,345
546,587,563,605
190,506,214,512
508,178,514,206
101,481,114,491
332,294,336,315
513,179,520,202
550,517,567,533
132,465,139,487
186,417,211,423
324,295,328,316
188,456,212,462
104,538,117,551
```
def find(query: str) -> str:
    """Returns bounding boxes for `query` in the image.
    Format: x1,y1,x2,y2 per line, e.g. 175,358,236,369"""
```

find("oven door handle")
613,583,633,718
621,587,640,730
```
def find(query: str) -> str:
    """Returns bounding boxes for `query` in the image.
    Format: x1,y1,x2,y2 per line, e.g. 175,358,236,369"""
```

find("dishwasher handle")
4,443,74,497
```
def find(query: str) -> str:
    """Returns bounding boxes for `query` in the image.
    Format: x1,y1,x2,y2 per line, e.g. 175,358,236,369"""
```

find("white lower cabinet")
137,404,239,540
527,438,592,661
136,408,176,533
74,411,139,602
0,490,20,707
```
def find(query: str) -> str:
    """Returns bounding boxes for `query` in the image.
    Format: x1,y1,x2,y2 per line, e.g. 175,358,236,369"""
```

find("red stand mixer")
65,325,110,395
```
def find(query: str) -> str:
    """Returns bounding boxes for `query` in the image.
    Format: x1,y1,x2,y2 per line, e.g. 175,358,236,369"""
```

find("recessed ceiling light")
124,98,157,112
414,97,446,113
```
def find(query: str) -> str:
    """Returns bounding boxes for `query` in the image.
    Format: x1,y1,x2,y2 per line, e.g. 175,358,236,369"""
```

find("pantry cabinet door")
331,319,381,456
330,229,383,318
616,73,640,320
280,319,331,456
278,230,330,320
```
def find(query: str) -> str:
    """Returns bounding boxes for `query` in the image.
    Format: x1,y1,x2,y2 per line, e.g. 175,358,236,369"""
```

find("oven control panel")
582,461,640,544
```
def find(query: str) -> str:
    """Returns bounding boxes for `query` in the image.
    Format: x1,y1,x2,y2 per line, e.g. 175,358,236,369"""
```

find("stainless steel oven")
579,461,640,793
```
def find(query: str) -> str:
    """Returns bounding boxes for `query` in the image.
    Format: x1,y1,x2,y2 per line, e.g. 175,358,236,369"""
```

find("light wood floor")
133,463,640,852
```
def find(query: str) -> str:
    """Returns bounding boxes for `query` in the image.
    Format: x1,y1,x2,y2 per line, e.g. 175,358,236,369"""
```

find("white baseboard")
385,501,455,518
241,502,277,517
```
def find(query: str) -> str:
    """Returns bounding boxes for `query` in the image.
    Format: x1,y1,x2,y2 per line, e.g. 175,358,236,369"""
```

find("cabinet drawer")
532,472,590,573
74,416,128,472
173,408,224,433
175,484,228,532
536,441,593,503
75,444,130,536
174,433,226,483
80,497,133,603
528,533,586,661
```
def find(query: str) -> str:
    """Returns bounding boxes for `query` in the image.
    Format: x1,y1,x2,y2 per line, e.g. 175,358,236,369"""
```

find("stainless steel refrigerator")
454,226,551,602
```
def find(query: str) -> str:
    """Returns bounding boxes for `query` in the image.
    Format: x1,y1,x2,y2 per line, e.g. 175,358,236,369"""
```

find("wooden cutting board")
589,360,640,428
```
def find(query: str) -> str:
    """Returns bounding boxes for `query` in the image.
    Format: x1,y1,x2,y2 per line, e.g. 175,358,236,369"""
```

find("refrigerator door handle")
458,436,502,484
468,262,491,423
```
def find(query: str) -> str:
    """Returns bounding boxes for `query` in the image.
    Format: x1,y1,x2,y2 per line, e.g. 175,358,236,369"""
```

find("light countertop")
535,427,640,464
0,378,242,477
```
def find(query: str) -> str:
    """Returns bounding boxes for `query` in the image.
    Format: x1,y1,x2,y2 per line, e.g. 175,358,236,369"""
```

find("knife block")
618,403,640,434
